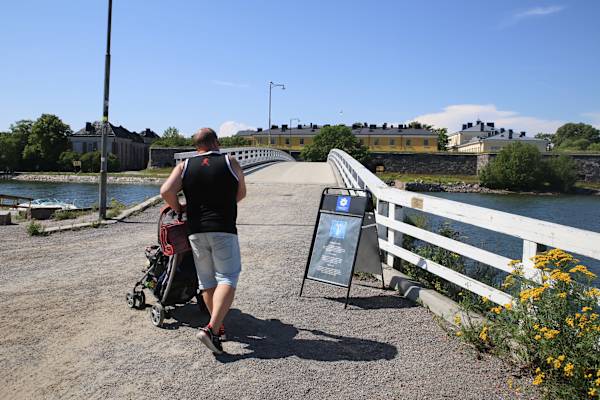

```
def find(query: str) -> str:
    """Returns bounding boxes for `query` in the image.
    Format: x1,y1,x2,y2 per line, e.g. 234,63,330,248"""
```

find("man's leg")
201,287,215,315
208,284,235,334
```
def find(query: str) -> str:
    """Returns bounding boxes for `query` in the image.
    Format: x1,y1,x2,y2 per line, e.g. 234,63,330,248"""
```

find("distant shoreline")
393,180,600,196
9,173,164,186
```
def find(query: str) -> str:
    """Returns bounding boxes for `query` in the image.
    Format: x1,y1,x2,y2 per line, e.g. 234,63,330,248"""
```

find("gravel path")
0,172,534,399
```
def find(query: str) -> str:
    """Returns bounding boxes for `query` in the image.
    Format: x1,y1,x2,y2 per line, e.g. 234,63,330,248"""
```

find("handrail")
328,149,600,305
174,147,295,169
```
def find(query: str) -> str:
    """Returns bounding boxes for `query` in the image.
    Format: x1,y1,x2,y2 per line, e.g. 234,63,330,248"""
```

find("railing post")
522,239,542,283
387,203,395,266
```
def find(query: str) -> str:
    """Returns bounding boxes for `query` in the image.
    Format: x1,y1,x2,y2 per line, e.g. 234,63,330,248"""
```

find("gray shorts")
188,232,241,289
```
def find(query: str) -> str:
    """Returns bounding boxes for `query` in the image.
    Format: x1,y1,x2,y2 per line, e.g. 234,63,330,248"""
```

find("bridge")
1,147,599,399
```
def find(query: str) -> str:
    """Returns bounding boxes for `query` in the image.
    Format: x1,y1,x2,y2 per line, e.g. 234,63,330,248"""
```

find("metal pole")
268,82,272,148
99,0,112,219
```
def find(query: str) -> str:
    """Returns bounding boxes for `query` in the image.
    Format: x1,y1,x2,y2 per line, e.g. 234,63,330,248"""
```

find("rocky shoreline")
392,180,600,195
11,173,164,185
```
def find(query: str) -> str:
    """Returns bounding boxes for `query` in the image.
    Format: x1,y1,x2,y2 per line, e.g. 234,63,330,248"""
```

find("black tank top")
182,152,239,235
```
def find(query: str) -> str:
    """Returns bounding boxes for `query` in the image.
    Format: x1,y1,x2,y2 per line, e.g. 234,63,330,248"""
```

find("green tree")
301,125,369,162
588,143,600,152
534,132,554,142
435,127,449,151
480,142,546,191
151,126,192,147
219,136,251,148
0,133,21,171
553,123,600,149
22,114,71,170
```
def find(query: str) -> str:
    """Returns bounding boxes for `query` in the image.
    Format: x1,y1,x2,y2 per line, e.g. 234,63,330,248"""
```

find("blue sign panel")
336,196,351,212
329,220,347,239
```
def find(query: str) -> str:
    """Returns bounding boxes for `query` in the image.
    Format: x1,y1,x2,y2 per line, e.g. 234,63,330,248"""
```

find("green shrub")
301,125,370,163
52,209,87,220
480,142,545,191
588,143,600,152
106,198,127,218
457,250,600,399
26,221,45,236
80,151,120,172
545,155,578,192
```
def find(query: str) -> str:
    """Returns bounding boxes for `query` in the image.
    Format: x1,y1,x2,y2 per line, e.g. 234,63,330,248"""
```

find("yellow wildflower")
549,269,572,283
594,377,600,387
558,355,566,361
566,317,575,328
564,363,574,377
558,292,567,299
490,306,502,315
585,288,600,298
482,296,489,303
533,373,544,386
534,334,542,341
553,358,562,369
589,387,597,397
455,331,462,337
533,324,540,330
544,329,560,340
546,356,554,364
591,313,598,321
582,306,593,312
504,302,513,311
454,314,461,325
479,326,489,342
569,265,597,279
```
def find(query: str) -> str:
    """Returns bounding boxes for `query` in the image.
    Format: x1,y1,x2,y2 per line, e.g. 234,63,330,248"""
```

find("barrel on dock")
0,211,11,225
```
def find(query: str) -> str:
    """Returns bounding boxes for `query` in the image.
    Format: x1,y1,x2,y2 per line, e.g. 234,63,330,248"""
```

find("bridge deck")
0,164,529,399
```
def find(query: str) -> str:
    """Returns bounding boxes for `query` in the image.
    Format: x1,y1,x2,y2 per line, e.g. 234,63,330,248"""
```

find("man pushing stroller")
160,127,246,354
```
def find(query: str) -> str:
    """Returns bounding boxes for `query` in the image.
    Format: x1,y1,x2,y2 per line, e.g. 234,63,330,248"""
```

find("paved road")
245,162,336,185
0,163,532,400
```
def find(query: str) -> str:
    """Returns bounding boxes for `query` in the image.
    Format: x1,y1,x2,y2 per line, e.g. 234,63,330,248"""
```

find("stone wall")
368,152,600,182
148,147,194,168
368,152,478,175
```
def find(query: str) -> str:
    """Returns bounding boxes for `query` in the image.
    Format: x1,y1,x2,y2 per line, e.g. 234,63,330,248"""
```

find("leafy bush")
52,209,87,220
151,127,193,147
457,250,600,399
545,155,578,192
480,143,578,192
26,221,45,236
219,136,251,148
588,143,600,152
106,198,127,218
58,151,80,172
301,125,369,162
80,151,120,172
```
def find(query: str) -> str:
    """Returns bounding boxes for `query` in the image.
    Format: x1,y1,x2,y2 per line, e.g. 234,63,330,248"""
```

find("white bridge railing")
328,149,600,305
174,147,295,169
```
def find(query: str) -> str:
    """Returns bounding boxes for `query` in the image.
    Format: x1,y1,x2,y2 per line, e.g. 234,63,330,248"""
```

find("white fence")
328,149,600,305
174,147,295,169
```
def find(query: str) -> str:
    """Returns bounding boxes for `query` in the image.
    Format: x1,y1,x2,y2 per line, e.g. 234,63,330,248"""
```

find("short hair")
193,128,218,148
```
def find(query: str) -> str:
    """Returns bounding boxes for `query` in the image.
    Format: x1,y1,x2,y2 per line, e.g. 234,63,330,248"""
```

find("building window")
390,138,395,146
300,138,304,145
285,137,290,145
82,142,88,153
424,139,429,146
270,137,276,145
359,138,365,145
406,139,412,146
92,142,98,151
374,138,379,145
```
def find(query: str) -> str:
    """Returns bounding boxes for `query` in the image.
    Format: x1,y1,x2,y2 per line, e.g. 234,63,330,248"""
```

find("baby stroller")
126,205,203,327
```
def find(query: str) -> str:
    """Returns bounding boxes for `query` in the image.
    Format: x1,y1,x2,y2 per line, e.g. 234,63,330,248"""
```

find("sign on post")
300,187,383,308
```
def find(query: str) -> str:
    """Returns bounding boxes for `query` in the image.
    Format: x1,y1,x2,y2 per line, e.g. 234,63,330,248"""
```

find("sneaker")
218,325,227,342
196,326,223,354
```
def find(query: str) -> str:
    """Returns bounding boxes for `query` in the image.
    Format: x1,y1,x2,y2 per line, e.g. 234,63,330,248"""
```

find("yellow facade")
246,133,437,153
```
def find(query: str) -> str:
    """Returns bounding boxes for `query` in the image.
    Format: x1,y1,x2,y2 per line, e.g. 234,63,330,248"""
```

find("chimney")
382,123,387,129
297,124,302,129
281,124,288,131
257,128,263,132
467,122,473,128
508,129,513,139
520,131,526,137
500,128,505,133
363,122,368,127
309,123,313,128
480,123,484,132
487,122,495,128
462,124,467,130
369,124,376,129
85,122,93,132
271,125,278,130
390,124,394,129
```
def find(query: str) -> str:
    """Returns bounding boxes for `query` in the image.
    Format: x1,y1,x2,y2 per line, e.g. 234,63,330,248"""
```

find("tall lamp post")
268,81,285,147
289,118,300,149
98,0,112,219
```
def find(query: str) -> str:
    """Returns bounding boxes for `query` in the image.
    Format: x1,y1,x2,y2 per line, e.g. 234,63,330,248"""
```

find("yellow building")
448,120,548,153
236,123,438,153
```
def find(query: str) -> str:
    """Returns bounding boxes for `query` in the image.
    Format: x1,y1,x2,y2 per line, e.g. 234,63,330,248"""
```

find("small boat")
17,198,79,211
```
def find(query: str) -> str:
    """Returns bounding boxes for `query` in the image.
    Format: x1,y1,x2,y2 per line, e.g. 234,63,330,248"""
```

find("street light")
98,0,112,219
268,81,285,147
289,118,300,149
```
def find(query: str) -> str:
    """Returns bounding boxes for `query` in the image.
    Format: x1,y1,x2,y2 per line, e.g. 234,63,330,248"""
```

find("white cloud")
211,80,249,88
218,121,255,137
409,104,564,134
501,5,565,28
581,112,600,128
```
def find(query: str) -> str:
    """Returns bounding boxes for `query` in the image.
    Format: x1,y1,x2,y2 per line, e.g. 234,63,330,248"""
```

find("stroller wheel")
150,304,165,327
126,292,136,309
134,291,146,309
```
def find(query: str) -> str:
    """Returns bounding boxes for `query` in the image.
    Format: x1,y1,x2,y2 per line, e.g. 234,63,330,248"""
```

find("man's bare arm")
229,156,246,202
160,162,184,213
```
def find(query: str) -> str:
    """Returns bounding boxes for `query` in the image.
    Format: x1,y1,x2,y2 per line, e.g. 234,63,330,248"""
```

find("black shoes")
196,326,223,354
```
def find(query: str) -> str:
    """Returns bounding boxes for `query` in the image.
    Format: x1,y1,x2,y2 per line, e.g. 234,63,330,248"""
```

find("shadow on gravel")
215,309,398,363
324,294,416,310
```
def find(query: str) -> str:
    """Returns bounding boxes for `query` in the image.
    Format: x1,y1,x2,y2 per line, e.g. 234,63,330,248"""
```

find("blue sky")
1,0,599,136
